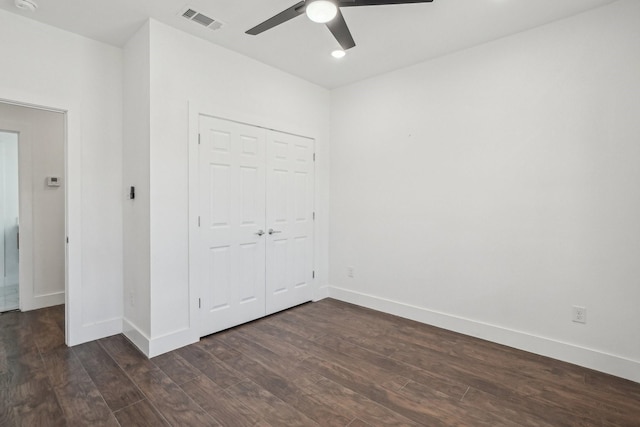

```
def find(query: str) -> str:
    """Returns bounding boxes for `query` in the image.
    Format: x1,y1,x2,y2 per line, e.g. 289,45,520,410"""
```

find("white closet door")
265,130,315,314
198,116,266,336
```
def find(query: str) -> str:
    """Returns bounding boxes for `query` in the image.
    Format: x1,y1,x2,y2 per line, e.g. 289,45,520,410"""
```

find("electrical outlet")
347,266,355,278
129,290,135,307
572,306,586,324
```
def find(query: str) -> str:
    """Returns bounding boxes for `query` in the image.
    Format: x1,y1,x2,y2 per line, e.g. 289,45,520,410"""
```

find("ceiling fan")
246,0,434,51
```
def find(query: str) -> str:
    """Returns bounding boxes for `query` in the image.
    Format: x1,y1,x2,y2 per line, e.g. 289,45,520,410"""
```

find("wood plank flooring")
1,299,639,426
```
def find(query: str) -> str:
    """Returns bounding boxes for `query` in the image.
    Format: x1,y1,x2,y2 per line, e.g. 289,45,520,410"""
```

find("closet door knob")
268,228,282,235
256,230,265,236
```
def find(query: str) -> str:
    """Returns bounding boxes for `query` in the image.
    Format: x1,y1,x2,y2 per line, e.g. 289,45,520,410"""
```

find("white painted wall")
0,9,123,344
122,21,152,352
135,20,331,355
329,0,640,382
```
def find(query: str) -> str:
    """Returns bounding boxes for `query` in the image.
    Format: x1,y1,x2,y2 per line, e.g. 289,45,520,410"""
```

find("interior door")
198,116,267,336
265,130,315,314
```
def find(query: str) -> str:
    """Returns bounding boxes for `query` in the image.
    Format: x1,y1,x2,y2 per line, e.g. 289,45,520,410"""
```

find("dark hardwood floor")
1,299,639,426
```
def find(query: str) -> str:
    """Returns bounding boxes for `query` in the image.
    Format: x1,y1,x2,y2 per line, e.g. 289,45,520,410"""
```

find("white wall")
122,21,152,352
329,0,640,382
0,9,123,344
135,20,331,356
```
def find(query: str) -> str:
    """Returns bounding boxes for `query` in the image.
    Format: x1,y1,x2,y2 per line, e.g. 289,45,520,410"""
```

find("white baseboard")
148,328,198,358
122,318,197,358
313,285,330,302
67,316,122,347
328,286,640,384
21,292,65,312
122,318,150,356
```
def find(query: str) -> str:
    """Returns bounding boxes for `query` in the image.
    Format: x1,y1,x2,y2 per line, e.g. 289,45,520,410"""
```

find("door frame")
188,100,322,338
0,97,74,345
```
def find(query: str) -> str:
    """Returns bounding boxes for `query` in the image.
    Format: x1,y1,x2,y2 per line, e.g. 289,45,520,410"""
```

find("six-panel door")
198,116,315,336
265,130,315,314
198,117,267,336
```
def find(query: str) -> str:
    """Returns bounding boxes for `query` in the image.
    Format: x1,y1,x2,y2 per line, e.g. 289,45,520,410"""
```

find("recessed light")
331,49,346,59
15,0,37,12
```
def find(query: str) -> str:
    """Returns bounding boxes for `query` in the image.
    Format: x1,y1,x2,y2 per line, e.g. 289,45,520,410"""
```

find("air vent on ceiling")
182,8,197,19
180,7,223,31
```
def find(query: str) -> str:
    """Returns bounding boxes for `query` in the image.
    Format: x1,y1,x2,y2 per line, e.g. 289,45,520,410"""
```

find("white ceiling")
0,0,617,88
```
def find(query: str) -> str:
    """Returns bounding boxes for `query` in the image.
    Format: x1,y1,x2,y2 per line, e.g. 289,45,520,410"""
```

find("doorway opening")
0,101,66,318
0,131,19,312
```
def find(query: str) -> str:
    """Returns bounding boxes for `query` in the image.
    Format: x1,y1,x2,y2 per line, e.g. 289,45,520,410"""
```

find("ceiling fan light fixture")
306,0,338,24
331,49,346,59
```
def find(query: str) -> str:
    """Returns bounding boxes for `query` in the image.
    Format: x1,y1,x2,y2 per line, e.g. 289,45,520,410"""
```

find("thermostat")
47,176,61,187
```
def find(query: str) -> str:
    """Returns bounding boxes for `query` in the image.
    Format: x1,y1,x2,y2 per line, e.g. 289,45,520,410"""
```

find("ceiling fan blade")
326,8,356,50
246,1,306,35
338,0,433,7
